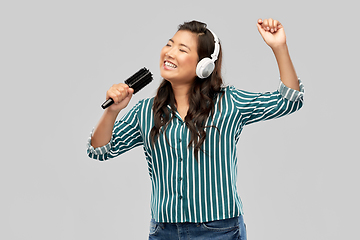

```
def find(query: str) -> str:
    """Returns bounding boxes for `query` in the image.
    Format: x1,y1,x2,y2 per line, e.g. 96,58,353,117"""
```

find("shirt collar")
166,104,184,122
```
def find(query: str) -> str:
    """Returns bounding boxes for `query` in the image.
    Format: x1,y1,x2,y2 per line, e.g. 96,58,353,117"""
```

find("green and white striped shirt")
87,80,304,223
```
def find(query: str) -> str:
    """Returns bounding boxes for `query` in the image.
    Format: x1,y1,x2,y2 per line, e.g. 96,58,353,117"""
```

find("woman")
87,18,304,240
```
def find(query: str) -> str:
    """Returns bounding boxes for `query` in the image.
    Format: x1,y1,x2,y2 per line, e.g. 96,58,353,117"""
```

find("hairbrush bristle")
125,67,153,94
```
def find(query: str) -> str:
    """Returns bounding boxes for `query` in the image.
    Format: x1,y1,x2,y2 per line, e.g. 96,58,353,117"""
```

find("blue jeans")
148,215,247,240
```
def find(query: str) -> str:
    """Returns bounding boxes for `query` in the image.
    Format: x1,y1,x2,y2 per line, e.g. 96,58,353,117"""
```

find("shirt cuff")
278,78,305,102
87,128,112,156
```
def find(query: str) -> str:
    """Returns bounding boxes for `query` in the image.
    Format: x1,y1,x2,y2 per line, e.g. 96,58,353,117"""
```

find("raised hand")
257,18,286,49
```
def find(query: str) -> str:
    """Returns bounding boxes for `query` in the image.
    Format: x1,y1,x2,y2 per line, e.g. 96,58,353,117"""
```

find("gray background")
1,0,359,239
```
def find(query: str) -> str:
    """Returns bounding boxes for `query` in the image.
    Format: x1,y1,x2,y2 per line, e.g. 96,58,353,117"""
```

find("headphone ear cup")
196,58,215,79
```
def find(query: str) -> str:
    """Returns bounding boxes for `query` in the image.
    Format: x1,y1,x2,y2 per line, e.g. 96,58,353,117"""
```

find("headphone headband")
207,29,220,62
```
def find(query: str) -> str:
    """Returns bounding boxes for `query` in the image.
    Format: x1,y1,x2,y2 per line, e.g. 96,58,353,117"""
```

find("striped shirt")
87,79,304,223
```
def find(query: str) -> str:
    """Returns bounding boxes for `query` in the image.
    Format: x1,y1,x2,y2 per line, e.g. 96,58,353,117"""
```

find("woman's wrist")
104,107,122,119
271,43,288,55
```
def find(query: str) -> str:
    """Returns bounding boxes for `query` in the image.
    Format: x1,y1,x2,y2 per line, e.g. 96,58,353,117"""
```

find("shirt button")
179,139,182,143
179,195,183,200
179,158,183,161
179,177,183,181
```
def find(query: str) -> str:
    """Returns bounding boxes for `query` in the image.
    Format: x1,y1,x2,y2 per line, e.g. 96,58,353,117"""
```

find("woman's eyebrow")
168,39,191,51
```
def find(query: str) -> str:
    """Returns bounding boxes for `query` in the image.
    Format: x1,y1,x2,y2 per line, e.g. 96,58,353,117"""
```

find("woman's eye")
166,44,171,47
179,49,187,53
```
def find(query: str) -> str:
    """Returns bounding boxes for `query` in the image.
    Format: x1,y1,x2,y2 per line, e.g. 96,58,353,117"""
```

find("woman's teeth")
165,61,177,68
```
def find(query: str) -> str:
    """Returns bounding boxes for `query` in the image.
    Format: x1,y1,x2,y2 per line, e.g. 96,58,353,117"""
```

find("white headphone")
196,28,220,79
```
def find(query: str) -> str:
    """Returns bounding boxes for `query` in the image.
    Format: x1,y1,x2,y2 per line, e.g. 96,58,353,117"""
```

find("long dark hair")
150,20,224,160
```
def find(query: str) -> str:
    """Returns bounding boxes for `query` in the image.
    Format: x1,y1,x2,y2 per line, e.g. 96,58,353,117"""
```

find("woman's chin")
160,70,177,81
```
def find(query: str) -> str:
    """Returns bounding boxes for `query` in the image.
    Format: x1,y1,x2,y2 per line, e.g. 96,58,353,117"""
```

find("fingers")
106,83,132,105
258,18,282,33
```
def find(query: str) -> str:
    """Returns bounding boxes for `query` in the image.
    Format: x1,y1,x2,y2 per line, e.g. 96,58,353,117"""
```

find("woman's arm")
257,18,300,91
91,83,134,148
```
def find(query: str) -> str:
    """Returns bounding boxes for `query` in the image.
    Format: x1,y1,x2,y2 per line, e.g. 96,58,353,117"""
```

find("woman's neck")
171,82,191,107
171,82,191,121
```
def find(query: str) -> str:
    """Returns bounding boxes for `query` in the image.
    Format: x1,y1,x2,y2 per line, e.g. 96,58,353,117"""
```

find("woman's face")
160,30,199,85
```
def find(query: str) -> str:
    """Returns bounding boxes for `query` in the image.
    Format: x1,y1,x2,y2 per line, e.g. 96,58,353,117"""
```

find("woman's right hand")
105,83,134,113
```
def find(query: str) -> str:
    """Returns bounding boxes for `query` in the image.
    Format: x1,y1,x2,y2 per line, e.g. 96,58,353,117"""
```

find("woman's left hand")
257,18,286,49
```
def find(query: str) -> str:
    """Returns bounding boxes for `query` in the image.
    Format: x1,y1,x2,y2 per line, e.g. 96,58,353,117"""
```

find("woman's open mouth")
164,60,177,69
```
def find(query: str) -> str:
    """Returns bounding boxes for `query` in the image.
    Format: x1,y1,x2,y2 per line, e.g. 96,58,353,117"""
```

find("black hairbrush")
101,67,153,109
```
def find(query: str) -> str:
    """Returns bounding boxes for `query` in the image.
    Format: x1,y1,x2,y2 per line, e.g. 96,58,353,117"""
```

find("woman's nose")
165,48,175,58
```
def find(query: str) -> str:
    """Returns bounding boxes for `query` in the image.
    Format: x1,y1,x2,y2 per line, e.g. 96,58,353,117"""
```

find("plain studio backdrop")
1,0,358,239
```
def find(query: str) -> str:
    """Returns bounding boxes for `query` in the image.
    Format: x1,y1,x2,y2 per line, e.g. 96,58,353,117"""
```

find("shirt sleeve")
86,101,144,161
229,78,304,126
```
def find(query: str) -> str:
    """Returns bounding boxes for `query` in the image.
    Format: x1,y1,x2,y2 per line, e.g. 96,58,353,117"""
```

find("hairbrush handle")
101,98,114,109
101,67,153,109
